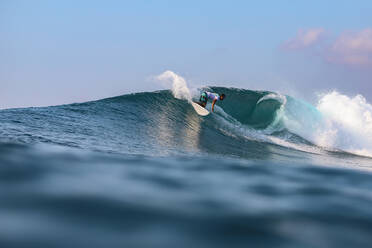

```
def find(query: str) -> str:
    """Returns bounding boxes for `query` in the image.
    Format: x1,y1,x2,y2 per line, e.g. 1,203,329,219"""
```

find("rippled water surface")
1,89,372,247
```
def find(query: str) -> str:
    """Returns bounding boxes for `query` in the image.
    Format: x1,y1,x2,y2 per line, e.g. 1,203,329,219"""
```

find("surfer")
198,91,225,112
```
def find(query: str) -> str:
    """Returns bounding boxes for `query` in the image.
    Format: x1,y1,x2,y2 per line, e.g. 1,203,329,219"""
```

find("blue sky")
1,0,372,108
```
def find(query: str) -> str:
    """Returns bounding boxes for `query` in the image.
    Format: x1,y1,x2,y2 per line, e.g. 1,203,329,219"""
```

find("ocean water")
1,85,372,248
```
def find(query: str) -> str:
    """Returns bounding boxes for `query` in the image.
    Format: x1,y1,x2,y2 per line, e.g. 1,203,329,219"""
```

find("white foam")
257,93,286,105
156,71,192,102
315,91,372,157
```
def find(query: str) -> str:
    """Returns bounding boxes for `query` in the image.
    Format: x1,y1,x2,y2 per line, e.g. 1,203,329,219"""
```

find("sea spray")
156,71,192,101
316,91,372,157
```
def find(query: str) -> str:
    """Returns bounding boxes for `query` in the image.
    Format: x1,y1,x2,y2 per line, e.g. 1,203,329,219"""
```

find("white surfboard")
191,102,210,116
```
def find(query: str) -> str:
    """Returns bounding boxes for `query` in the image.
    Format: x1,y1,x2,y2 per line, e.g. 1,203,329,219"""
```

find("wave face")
1,87,371,165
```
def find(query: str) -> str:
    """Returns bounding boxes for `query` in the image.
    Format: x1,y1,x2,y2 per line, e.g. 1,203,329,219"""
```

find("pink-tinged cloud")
327,29,372,66
282,28,325,50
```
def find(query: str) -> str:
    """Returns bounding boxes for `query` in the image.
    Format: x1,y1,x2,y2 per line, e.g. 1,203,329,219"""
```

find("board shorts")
199,92,207,104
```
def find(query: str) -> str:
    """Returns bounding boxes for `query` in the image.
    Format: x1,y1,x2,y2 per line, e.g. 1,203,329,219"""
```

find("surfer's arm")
211,99,217,112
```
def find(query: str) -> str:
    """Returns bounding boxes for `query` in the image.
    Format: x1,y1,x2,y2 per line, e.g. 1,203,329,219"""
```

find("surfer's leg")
199,93,207,107
197,102,206,107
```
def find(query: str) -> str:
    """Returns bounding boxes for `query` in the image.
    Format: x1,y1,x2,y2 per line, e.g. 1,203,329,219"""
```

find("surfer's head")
220,94,226,100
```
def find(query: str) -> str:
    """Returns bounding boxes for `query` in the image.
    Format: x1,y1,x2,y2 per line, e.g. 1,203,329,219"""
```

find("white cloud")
282,28,325,50
327,28,372,66
283,28,372,68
